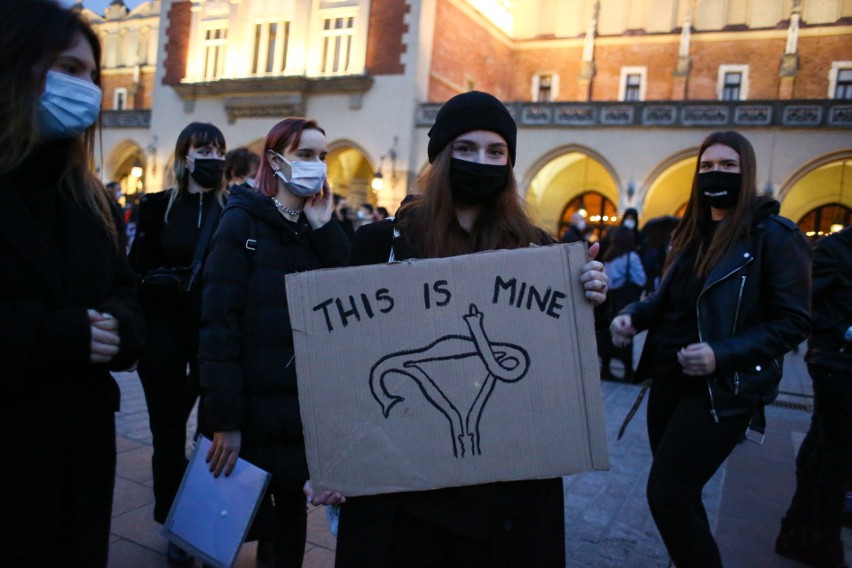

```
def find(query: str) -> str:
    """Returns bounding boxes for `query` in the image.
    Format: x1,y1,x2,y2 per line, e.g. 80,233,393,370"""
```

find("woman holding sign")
610,131,811,567
199,118,350,567
326,91,609,566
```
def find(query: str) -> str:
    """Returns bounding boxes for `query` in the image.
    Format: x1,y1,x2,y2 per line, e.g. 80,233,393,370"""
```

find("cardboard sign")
286,243,609,496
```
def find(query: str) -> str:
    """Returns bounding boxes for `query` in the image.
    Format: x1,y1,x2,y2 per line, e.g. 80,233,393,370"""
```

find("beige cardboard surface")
286,243,609,496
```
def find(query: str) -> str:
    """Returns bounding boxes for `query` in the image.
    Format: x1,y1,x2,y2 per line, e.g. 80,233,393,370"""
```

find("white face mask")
38,70,102,140
623,219,636,230
576,220,587,231
273,152,327,197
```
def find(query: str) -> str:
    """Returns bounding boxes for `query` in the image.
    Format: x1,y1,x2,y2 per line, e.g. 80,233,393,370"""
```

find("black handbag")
140,203,219,304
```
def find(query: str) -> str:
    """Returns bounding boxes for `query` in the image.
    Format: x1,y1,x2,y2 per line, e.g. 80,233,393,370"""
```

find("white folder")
162,436,272,568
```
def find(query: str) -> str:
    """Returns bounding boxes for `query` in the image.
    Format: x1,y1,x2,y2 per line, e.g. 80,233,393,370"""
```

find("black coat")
0,154,146,563
338,216,566,568
805,227,852,376
199,187,350,485
627,199,812,422
0,172,146,413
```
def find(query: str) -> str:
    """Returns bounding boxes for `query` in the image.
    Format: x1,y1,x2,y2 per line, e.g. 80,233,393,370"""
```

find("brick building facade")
84,0,852,237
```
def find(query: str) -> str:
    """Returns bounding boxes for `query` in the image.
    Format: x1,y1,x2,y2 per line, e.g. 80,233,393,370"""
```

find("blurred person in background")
225,146,260,191
598,225,646,382
776,226,851,568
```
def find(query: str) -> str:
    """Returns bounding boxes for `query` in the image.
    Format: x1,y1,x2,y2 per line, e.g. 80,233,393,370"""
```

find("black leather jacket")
627,199,812,427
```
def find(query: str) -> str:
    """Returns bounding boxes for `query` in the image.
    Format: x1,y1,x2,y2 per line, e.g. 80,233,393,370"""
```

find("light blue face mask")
37,70,102,139
273,152,327,197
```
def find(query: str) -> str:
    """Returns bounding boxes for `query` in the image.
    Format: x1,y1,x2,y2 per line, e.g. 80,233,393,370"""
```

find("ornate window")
202,27,228,80
558,192,618,242
829,62,852,100
252,21,291,75
798,203,851,240
618,67,646,102
717,64,749,101
113,88,128,111
532,73,559,102
321,16,355,75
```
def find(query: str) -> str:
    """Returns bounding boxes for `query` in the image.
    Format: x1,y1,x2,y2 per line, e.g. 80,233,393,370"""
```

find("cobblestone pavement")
107,341,849,567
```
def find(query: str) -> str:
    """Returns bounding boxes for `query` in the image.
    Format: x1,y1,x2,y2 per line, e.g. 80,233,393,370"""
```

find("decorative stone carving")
521,106,553,125
643,106,676,125
600,106,633,125
735,106,772,126
682,106,729,126
554,106,595,125
783,106,822,126
828,106,852,126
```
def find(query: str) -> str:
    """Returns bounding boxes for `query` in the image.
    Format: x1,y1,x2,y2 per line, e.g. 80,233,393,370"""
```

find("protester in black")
201,118,350,568
611,131,811,567
0,2,145,565
777,226,852,568
598,225,646,382
327,91,609,567
129,122,227,567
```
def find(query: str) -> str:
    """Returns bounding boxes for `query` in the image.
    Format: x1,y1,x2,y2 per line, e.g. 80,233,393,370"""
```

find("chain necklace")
271,196,302,217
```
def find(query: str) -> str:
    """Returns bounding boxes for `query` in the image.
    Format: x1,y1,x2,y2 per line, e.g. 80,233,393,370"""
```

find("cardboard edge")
565,243,611,471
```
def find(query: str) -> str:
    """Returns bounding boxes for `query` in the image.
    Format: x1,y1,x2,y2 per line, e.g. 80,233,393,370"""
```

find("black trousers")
268,485,308,568
4,404,116,567
646,377,751,568
137,308,200,524
781,364,852,565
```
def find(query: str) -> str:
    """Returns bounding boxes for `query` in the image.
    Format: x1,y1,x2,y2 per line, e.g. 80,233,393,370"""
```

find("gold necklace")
271,196,302,217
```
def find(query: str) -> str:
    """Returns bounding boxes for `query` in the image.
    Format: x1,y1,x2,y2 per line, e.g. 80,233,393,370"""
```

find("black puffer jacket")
627,198,812,423
199,186,350,484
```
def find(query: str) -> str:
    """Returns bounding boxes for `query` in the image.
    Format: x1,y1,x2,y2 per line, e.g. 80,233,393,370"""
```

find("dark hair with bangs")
254,118,326,198
165,122,227,222
0,0,118,244
397,143,539,258
665,130,759,277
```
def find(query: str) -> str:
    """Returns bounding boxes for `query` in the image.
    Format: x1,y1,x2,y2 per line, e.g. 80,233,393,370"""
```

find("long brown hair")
0,0,117,244
666,131,759,277
398,144,540,258
165,122,227,222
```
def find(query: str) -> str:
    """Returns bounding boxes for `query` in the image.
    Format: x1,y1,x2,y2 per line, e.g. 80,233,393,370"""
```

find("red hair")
254,118,325,198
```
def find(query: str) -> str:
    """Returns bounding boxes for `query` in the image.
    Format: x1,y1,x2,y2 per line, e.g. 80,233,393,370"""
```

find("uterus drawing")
369,304,530,458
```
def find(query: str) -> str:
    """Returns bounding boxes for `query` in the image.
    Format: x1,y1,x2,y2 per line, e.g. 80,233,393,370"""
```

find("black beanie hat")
427,91,517,164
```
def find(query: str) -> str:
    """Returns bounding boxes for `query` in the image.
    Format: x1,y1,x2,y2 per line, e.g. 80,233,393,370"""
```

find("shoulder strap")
245,214,257,252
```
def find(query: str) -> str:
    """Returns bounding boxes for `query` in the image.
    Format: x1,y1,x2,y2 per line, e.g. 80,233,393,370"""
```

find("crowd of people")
2,2,848,568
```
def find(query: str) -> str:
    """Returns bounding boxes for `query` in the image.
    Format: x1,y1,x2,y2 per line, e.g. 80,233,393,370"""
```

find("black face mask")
449,158,510,206
190,158,225,189
698,171,742,209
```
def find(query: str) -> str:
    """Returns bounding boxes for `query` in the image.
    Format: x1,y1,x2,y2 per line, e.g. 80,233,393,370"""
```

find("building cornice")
416,99,852,129
101,64,157,76
514,25,852,50
173,74,373,98
172,75,374,122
